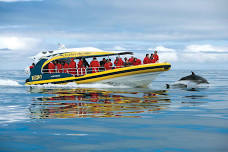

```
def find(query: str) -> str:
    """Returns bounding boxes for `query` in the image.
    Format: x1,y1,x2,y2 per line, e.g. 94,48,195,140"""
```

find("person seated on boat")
132,57,142,66
90,57,100,73
114,57,119,66
100,58,106,67
83,58,89,67
48,61,55,73
149,53,155,63
68,58,77,75
99,58,106,71
77,58,86,76
128,56,134,65
56,60,63,73
114,57,124,68
43,64,48,73
153,51,159,63
63,61,68,73
143,54,150,64
124,57,130,67
29,63,35,69
104,59,113,70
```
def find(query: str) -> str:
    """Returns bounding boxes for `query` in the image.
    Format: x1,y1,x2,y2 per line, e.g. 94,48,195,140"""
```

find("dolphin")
166,72,209,89
178,72,209,84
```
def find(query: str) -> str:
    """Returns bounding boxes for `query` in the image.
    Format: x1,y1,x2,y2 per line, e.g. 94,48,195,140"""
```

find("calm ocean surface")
0,69,228,152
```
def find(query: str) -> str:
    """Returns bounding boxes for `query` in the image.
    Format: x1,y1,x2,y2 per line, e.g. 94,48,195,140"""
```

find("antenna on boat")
58,43,66,49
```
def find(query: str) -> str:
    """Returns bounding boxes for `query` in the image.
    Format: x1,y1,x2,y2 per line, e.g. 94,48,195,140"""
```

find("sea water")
0,69,228,152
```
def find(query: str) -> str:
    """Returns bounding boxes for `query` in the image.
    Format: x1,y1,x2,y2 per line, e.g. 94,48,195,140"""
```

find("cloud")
0,0,42,2
0,36,40,50
112,46,127,51
146,45,228,64
149,46,178,62
180,52,228,63
185,44,228,53
180,44,228,63
0,0,227,42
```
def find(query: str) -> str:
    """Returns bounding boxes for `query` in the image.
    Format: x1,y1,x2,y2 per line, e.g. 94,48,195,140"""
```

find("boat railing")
42,66,125,76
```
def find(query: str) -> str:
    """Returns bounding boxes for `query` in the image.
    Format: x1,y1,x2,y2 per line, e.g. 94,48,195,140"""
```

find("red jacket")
68,60,76,75
48,62,55,73
77,60,83,68
153,54,159,62
57,63,62,73
143,57,150,64
133,59,142,65
78,60,85,75
114,58,124,68
63,63,69,73
90,60,100,73
128,57,134,65
150,58,156,63
104,62,113,70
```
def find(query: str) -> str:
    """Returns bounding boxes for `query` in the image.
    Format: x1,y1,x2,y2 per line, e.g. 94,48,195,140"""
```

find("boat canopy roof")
39,47,133,68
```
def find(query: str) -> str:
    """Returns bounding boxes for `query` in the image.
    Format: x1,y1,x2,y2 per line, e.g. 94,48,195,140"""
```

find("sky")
0,0,228,70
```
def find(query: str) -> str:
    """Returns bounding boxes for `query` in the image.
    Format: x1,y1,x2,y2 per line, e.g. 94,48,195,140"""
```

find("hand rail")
42,66,125,76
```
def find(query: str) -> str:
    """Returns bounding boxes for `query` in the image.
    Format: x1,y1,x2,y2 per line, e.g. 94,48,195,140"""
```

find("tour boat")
25,47,171,87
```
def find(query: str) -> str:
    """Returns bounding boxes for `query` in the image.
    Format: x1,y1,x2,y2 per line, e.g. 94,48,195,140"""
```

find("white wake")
173,80,209,89
29,82,130,89
0,79,21,86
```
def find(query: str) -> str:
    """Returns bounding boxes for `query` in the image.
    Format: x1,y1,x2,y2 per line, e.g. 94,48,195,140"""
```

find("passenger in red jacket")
48,61,55,73
90,57,100,73
153,51,159,63
78,58,85,76
29,63,35,69
124,57,130,67
56,61,63,73
114,57,118,66
114,57,124,68
104,59,113,70
128,56,134,65
143,54,150,64
136,58,142,65
149,54,155,63
63,61,69,73
68,58,76,75
133,58,142,65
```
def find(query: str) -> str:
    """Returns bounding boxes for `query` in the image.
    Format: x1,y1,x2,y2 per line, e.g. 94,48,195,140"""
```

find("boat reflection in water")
29,87,171,118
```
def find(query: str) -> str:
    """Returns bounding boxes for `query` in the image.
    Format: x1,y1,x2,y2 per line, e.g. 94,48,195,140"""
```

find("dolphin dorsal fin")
191,71,195,75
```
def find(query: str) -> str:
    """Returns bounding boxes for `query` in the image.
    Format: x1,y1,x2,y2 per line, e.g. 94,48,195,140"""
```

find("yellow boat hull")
25,62,171,87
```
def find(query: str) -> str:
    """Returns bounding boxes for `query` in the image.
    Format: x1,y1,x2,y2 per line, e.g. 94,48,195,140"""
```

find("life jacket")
136,59,142,65
104,62,112,70
90,60,100,73
128,57,134,65
48,62,55,73
114,59,118,66
133,59,141,65
143,57,150,64
57,63,62,73
63,63,69,73
115,58,124,68
150,58,156,63
68,60,76,75
153,54,159,62
77,60,85,75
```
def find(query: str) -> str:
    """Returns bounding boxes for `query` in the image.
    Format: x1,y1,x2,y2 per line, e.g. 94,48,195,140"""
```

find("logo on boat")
62,52,91,57
32,75,42,80
51,75,60,78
